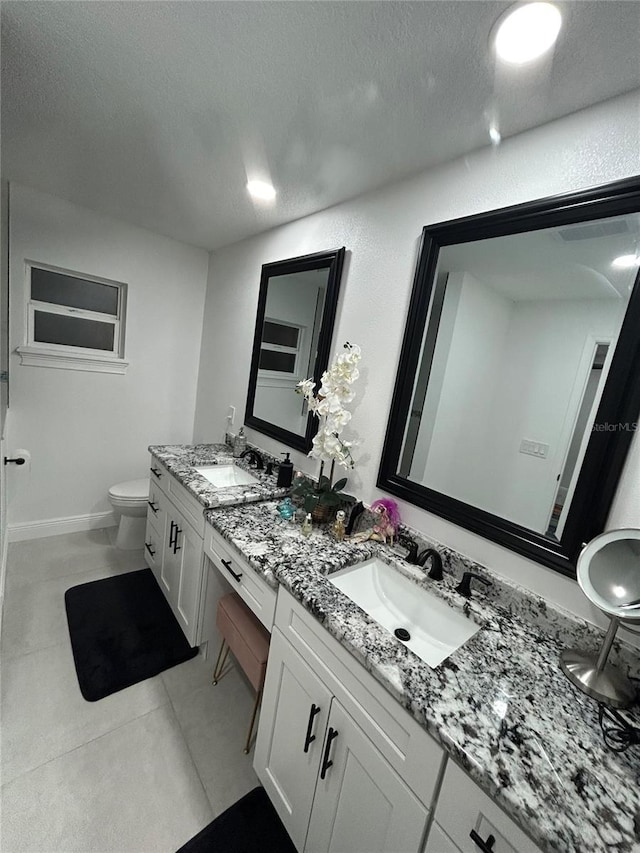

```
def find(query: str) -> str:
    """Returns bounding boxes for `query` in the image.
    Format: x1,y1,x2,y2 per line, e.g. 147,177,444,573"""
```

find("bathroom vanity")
143,444,286,646
205,500,640,853
141,444,640,853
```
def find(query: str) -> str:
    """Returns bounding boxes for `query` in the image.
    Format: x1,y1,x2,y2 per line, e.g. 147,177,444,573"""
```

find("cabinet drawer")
146,480,166,536
204,526,276,630
148,458,169,495
144,516,163,580
431,761,542,853
274,589,444,809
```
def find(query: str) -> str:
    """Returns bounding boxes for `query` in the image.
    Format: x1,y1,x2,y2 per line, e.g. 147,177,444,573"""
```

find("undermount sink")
329,558,480,668
194,464,259,489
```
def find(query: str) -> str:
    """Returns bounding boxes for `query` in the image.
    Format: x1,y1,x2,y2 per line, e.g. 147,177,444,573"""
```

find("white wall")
491,298,624,531
7,184,209,536
417,272,513,511
193,90,640,625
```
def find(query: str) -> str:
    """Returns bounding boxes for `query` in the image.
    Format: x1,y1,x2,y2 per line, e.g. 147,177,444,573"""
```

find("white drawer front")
146,480,166,536
204,526,276,630
148,458,169,495
432,761,542,853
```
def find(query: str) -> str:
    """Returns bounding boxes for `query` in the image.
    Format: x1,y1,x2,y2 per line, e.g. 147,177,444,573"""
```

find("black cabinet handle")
169,520,176,549
173,526,182,553
303,704,321,753
221,558,242,582
320,727,338,779
147,500,159,514
145,542,156,557
470,830,495,852
150,467,162,479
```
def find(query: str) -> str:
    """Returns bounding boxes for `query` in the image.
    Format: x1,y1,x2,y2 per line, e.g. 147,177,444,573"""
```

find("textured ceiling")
2,1,640,251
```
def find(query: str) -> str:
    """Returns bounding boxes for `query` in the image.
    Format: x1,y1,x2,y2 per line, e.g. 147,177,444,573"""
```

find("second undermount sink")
195,464,259,489
329,558,480,668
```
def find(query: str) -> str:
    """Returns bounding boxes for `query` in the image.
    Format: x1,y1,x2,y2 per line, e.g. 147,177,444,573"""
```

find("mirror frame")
378,178,640,577
245,247,346,453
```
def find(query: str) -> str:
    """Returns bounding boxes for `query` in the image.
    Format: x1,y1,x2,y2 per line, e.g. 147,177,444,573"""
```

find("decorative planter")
311,503,334,524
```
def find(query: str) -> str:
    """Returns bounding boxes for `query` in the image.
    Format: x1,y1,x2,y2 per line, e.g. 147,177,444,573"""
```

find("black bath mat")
65,568,198,701
176,787,296,853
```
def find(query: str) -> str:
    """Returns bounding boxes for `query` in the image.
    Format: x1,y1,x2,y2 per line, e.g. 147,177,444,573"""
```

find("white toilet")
108,478,149,550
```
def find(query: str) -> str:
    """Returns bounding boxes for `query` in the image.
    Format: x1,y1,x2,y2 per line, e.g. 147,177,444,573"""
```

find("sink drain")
394,627,411,642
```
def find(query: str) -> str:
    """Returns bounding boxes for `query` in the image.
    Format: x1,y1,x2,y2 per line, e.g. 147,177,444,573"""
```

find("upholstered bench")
212,591,271,753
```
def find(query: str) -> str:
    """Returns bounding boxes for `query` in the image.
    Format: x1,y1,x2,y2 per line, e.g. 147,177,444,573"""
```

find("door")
254,628,332,852
305,698,429,853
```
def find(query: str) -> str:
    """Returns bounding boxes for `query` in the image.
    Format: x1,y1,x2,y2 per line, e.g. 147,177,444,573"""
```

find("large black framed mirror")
245,248,346,453
378,178,640,577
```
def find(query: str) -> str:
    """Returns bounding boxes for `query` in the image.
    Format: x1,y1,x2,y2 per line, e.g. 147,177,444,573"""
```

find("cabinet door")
254,628,332,852
172,519,205,646
159,510,203,647
304,698,429,853
160,514,181,606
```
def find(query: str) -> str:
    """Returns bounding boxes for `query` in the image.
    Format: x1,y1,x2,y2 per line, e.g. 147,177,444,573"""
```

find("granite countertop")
148,443,289,508
205,500,640,853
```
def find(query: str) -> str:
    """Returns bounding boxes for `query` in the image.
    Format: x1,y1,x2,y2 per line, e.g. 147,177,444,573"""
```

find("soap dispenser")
233,427,247,458
277,452,294,487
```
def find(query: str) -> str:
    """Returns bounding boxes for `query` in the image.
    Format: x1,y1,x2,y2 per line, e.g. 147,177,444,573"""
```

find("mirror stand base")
560,645,636,709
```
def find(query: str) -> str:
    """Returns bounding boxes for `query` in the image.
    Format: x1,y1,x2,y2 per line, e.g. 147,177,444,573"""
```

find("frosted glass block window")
26,263,126,359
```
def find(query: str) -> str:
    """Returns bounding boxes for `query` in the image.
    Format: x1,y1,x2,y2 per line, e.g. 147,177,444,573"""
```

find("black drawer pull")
470,830,495,852
303,704,321,753
173,526,182,553
150,467,162,479
145,542,156,557
221,558,242,582
320,727,338,779
147,500,159,514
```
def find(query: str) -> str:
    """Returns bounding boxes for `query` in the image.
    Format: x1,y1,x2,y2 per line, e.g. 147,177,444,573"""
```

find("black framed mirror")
245,248,346,453
378,178,640,577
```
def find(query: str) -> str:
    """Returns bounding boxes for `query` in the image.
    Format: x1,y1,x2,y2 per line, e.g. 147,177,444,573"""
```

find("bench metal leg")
243,687,263,755
212,639,230,685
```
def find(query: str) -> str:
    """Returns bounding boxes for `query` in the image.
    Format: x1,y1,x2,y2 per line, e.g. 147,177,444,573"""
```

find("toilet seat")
108,478,149,503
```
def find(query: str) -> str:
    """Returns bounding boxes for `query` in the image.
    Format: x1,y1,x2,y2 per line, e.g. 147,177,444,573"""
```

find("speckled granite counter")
205,500,640,853
148,443,289,507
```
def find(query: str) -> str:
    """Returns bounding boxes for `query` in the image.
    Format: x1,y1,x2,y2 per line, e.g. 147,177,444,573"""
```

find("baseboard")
8,510,117,542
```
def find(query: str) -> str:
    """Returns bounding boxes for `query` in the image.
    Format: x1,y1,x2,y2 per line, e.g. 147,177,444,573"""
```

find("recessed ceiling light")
612,254,640,269
494,3,562,65
247,180,276,201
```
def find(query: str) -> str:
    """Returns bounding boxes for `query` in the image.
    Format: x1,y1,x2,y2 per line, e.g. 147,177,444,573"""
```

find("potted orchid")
293,342,361,521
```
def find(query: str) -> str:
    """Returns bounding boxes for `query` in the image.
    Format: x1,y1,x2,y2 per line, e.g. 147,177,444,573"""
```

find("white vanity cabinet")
144,460,207,647
424,761,543,853
255,589,444,853
204,525,277,629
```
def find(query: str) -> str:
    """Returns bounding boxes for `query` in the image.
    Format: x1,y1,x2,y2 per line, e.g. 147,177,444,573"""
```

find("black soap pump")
277,453,294,487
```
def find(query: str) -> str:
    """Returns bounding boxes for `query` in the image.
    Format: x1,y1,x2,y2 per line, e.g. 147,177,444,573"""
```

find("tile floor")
1,529,260,853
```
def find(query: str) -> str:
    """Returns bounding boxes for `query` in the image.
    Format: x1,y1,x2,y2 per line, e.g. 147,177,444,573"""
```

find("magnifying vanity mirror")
245,248,345,453
379,179,640,575
561,528,640,708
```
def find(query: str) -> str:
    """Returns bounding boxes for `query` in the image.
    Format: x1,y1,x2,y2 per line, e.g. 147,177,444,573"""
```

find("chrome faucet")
239,448,264,470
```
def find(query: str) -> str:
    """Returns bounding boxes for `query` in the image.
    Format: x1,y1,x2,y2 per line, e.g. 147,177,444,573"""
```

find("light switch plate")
519,438,549,458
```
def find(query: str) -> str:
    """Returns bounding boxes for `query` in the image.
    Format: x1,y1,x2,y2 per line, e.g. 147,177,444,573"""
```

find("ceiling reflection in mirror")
398,212,639,540
253,268,328,436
